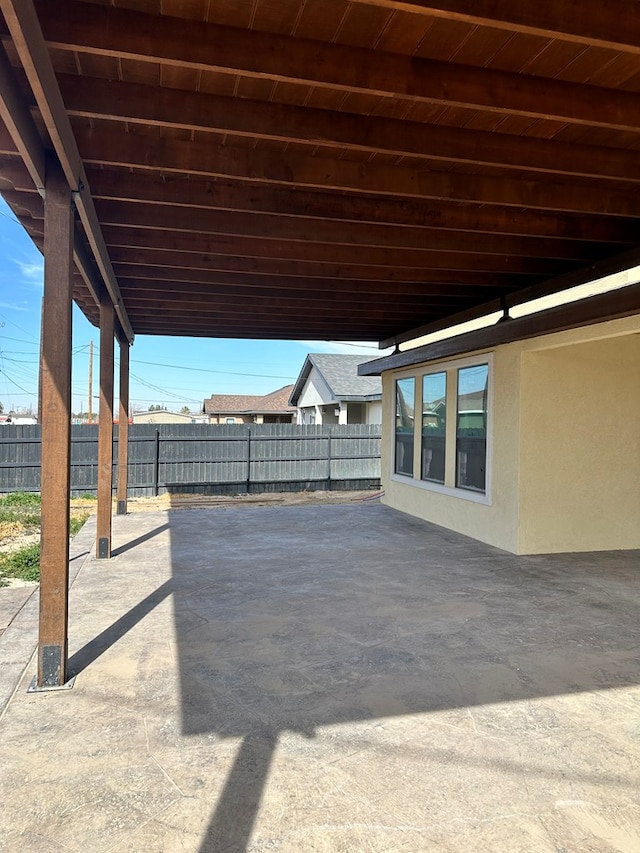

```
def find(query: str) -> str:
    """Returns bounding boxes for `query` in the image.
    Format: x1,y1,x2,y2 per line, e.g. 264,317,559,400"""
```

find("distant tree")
148,404,164,411
0,401,3,413
180,406,190,415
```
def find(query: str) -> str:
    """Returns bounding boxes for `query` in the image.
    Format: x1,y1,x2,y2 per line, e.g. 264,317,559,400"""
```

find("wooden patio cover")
1,0,640,349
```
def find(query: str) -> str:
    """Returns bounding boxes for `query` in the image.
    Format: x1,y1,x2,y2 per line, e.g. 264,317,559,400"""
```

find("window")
391,355,491,502
225,417,235,424
421,372,446,483
456,364,488,492
395,377,415,476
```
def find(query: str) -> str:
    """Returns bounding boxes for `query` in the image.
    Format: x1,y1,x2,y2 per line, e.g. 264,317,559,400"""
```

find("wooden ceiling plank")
58,74,640,184
35,0,640,131
72,128,640,218
0,0,133,342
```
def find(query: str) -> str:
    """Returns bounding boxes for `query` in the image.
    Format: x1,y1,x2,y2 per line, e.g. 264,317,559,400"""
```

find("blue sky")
0,198,388,415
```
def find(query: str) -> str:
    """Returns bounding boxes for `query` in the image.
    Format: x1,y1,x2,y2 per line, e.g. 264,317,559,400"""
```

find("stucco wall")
518,332,640,553
381,347,521,553
380,314,640,555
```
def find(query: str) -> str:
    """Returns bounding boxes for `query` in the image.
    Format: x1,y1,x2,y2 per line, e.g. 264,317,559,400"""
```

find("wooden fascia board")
33,0,640,132
361,283,640,376
0,0,133,342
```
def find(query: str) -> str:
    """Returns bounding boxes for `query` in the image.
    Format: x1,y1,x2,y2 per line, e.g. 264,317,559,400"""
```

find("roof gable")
290,354,381,405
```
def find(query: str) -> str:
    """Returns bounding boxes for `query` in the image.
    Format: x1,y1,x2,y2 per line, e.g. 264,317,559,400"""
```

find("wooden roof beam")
71,128,640,219
119,278,507,304
81,198,609,263
83,170,638,245
98,224,574,276
0,160,626,244
113,267,513,297
0,0,133,342
347,1,640,56
34,0,640,132
58,75,640,184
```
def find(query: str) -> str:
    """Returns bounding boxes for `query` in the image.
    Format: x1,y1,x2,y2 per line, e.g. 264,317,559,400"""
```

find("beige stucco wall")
380,314,640,554
518,332,640,553
381,347,521,552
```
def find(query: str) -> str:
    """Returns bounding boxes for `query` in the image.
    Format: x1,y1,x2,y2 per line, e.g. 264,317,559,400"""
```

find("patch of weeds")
0,542,41,583
78,493,97,501
0,493,42,536
70,513,89,537
0,492,41,508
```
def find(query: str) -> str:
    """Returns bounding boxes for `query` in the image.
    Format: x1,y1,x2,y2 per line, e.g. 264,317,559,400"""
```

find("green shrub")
0,542,41,582
0,492,41,508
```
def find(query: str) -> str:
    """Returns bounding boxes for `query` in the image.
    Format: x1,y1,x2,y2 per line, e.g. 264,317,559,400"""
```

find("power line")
0,368,33,395
130,357,295,380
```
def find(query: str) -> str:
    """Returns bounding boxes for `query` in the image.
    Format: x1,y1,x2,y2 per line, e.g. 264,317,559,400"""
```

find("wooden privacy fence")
0,423,381,497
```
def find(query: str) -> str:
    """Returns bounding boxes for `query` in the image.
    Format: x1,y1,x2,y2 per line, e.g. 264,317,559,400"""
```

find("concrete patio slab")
0,502,639,852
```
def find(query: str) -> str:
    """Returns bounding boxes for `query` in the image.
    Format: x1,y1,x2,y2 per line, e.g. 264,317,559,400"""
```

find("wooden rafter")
346,1,640,56
0,0,638,344
32,1,640,131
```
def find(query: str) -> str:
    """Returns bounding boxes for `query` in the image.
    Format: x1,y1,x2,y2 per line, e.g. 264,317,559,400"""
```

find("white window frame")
390,352,493,506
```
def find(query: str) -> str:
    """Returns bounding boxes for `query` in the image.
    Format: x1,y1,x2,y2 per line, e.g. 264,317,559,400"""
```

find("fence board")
0,423,381,496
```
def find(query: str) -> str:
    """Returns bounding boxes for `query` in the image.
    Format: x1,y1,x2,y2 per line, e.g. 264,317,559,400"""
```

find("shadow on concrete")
111,522,170,557
68,578,173,674
155,503,640,851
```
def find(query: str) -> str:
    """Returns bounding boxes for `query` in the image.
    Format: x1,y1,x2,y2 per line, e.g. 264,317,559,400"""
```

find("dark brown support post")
38,158,73,688
96,293,114,559
116,330,129,515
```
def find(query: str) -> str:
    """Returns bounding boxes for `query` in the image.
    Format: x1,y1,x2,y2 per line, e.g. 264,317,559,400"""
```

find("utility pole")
88,340,93,422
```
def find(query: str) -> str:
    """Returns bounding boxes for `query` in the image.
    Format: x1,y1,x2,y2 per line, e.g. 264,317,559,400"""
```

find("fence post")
327,426,332,491
153,428,160,496
246,426,251,493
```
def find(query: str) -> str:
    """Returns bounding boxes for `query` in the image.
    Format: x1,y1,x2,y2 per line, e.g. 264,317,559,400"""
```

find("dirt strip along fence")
0,423,381,497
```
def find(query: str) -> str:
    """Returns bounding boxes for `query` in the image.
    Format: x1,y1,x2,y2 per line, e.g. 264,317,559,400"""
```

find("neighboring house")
203,385,296,424
289,354,382,425
360,311,640,556
133,410,199,425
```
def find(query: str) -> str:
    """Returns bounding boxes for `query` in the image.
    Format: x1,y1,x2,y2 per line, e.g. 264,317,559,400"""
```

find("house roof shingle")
289,354,381,405
203,385,295,415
